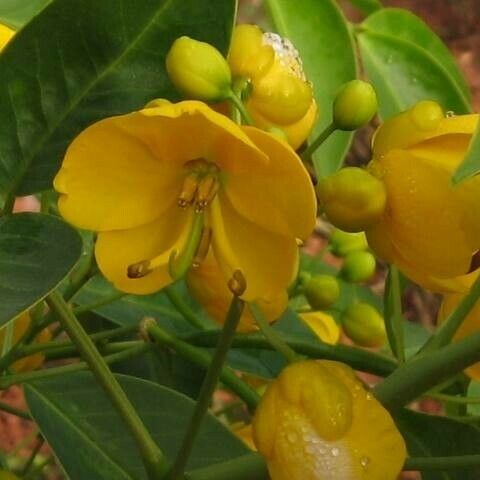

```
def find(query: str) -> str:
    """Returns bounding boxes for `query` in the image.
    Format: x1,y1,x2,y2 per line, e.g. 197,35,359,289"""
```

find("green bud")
317,167,386,232
166,36,232,102
341,251,376,283
333,80,377,131
304,274,340,310
341,303,386,348
330,229,368,257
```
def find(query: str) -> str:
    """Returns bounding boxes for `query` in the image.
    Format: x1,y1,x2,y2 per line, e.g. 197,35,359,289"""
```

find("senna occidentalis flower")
228,24,317,149
253,360,406,480
54,100,316,300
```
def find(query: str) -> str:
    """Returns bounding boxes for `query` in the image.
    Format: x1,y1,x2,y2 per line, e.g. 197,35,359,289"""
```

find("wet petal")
209,193,299,301
225,126,316,239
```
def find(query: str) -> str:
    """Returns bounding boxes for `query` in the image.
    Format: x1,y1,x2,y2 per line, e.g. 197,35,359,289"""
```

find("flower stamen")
178,174,199,208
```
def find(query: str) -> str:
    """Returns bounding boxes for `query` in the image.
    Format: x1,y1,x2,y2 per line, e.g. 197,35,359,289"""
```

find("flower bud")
253,360,406,480
330,229,368,257
304,274,340,310
341,302,386,348
300,312,340,344
317,167,386,232
166,36,232,102
333,80,377,131
341,251,376,283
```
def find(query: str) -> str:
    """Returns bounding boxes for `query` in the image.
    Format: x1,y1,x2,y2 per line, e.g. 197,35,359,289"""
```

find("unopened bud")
304,274,340,310
330,229,368,257
166,36,232,102
333,80,377,131
341,251,376,283
317,167,386,232
341,303,386,348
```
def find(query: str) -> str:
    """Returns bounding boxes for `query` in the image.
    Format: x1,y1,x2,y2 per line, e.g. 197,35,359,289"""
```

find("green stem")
405,455,480,470
46,291,168,480
227,90,254,126
421,275,480,353
168,295,245,480
182,331,397,376
301,122,337,161
1,192,15,216
24,456,54,480
147,324,259,411
1,320,15,356
0,343,149,389
0,400,31,420
425,392,480,405
73,291,127,315
164,286,214,330
374,330,480,411
384,265,405,363
186,454,268,480
249,303,298,363
20,437,44,476
42,340,142,361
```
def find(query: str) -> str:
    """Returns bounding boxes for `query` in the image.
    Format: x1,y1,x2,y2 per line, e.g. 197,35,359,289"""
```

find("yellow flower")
54,100,316,299
365,101,480,292
253,360,406,480
228,24,317,149
0,23,14,50
232,423,256,451
186,252,288,332
299,312,340,345
0,314,51,373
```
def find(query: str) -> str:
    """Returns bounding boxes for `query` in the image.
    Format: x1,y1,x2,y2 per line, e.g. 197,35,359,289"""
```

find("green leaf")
357,8,471,119
0,213,82,325
25,372,249,480
0,0,51,29
346,0,382,15
396,409,480,480
265,0,357,176
452,121,480,184
0,0,236,199
384,266,406,362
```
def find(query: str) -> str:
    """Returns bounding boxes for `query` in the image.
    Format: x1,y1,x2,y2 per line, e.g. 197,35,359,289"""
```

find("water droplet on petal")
360,456,370,469
331,447,340,457
446,110,455,118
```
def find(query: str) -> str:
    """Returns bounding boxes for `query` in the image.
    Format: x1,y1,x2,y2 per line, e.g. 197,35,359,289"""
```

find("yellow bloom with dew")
0,23,14,50
54,100,316,300
253,360,406,480
228,24,317,149
186,252,288,332
361,100,480,292
299,312,340,345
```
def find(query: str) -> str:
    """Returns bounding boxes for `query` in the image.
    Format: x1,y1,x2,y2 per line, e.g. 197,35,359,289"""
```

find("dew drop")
331,447,340,457
446,110,455,118
360,456,370,469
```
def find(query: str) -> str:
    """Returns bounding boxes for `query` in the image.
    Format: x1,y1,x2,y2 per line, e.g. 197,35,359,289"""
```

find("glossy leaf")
0,0,236,199
0,0,51,29
396,409,480,480
0,213,82,325
25,372,249,480
347,0,382,15
452,121,480,184
265,0,357,176
357,8,471,119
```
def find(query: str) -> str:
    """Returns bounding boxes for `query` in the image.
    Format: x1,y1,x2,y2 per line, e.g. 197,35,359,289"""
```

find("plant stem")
227,90,254,126
374,330,480,411
147,324,259,411
1,321,15,356
168,295,245,480
249,303,298,363
421,275,480,353
20,437,44,476
46,291,168,480
301,122,337,161
182,331,397,376
0,400,31,420
424,392,480,405
72,291,127,315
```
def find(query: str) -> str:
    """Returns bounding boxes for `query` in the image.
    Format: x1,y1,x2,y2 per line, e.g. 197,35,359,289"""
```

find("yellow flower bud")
329,229,368,257
304,275,340,310
317,167,386,232
0,314,51,373
300,312,340,344
228,24,317,149
0,23,14,51
341,303,386,348
166,36,231,102
341,251,376,283
253,360,406,480
333,80,377,131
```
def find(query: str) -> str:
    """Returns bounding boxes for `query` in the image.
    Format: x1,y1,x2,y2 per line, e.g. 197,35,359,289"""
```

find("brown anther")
192,227,212,268
228,270,247,297
195,175,219,212
127,260,152,278
469,250,480,273
177,174,199,209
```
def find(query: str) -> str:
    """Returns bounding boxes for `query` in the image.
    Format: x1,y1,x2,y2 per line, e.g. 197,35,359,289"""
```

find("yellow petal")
300,312,340,345
209,193,299,301
187,252,287,332
371,149,474,278
55,100,267,231
0,23,14,51
225,126,316,239
95,204,193,294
